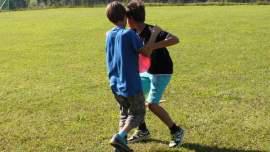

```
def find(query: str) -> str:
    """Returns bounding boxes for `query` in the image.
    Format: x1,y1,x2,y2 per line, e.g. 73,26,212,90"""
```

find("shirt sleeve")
156,30,169,42
105,31,111,50
129,30,143,53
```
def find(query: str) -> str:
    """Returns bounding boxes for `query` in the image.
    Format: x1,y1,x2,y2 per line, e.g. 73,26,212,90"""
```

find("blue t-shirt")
105,26,143,97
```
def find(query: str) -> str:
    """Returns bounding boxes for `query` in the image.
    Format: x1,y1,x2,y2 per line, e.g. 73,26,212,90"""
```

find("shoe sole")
128,134,150,144
160,99,166,103
110,141,133,152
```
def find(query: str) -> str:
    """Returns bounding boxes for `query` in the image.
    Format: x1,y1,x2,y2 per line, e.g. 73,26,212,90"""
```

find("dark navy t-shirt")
106,26,143,97
139,24,173,74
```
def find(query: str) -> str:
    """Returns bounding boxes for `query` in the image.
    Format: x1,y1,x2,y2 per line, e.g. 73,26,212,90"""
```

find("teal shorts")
140,72,172,104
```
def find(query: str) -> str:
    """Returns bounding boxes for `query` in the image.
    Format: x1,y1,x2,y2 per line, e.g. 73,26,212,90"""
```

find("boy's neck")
135,22,146,34
115,22,126,28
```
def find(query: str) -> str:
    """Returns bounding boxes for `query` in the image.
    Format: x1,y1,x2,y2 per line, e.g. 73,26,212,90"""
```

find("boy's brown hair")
126,0,145,23
106,1,127,24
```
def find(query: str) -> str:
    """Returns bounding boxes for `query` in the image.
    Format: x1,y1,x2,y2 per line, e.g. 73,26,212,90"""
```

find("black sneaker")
169,127,184,148
127,130,150,143
110,134,133,152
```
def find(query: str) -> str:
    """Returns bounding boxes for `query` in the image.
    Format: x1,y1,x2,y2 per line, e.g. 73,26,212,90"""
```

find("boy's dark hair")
126,0,145,23
106,1,127,24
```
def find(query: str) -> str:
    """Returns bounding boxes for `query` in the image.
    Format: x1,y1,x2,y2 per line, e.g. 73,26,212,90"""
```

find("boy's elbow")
167,33,179,44
172,36,179,45
171,37,179,45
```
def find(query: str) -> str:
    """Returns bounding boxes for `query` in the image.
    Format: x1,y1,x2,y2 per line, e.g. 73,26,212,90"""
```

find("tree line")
4,0,270,10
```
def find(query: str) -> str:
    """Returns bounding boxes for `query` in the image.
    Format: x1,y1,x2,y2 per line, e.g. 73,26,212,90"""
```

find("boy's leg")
128,73,151,143
124,92,146,132
111,92,145,150
146,74,174,128
147,74,184,147
138,73,151,132
113,94,129,133
147,103,174,128
110,94,132,152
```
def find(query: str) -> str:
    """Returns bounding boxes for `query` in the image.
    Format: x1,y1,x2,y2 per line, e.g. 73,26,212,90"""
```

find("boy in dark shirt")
126,0,185,148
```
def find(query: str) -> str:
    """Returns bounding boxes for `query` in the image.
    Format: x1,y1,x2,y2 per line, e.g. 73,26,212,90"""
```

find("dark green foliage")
3,0,269,10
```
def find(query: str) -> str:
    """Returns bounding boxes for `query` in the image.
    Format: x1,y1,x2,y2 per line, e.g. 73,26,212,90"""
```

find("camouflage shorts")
113,92,146,129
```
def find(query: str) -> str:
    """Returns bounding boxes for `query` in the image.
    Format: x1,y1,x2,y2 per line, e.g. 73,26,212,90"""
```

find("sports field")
0,6,269,152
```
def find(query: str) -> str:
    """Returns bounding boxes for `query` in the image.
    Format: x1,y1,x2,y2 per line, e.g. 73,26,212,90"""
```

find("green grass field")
0,6,269,152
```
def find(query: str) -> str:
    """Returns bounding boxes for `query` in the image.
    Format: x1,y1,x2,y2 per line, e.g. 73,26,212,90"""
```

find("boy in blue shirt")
105,1,159,151
126,0,185,148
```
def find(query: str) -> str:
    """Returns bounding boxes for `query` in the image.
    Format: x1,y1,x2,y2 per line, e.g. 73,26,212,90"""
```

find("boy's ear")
131,17,137,24
127,16,134,21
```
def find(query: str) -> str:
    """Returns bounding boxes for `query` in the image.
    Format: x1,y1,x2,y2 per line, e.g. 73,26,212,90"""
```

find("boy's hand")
148,25,180,51
140,44,153,57
150,26,161,36
140,25,162,57
148,25,161,43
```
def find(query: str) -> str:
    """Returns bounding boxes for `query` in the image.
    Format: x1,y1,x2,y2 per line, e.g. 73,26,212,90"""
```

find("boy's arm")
139,26,161,56
150,32,179,51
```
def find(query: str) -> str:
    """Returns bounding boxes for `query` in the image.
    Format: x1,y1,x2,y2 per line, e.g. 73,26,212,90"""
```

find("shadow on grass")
181,143,265,152
144,139,265,152
143,138,169,145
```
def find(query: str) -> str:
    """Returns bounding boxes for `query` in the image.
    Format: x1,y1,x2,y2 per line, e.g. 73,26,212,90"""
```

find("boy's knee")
145,102,150,108
127,113,145,128
148,103,159,111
